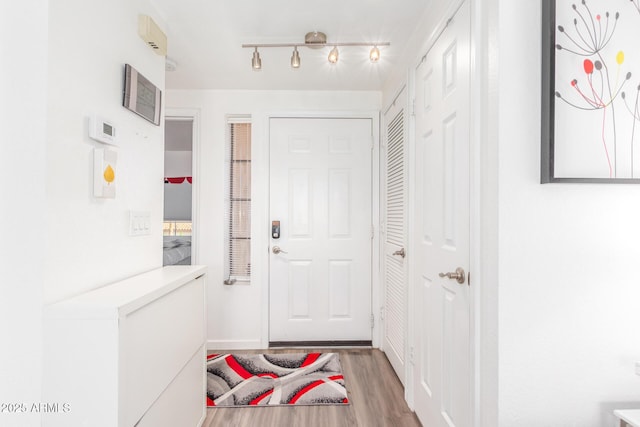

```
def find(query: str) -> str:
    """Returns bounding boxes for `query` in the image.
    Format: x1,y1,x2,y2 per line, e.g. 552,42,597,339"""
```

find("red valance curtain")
164,177,192,184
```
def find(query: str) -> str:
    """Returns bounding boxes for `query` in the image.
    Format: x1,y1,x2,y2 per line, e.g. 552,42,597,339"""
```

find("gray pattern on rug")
206,352,349,407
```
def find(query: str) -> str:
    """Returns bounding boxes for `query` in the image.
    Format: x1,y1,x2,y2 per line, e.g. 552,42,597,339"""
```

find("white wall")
164,182,192,221
0,1,165,423
498,2,640,426
0,1,48,425
44,0,166,303
164,151,193,221
167,90,381,348
165,151,192,177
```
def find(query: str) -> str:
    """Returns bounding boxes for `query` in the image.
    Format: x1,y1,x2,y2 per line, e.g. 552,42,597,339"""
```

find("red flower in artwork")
583,59,594,74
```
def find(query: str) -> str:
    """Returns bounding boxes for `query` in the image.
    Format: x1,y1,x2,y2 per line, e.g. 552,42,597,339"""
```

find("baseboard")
207,340,263,351
207,339,374,351
269,340,372,348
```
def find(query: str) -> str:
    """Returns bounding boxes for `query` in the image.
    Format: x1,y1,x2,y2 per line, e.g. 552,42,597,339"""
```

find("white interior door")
269,117,373,343
413,2,471,426
382,90,408,384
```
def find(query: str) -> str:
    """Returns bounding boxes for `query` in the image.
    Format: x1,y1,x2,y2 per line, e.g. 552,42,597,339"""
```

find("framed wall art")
94,148,117,199
541,0,640,183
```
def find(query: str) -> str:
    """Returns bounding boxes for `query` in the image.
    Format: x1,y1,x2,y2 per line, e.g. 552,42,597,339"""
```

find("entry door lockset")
271,220,281,239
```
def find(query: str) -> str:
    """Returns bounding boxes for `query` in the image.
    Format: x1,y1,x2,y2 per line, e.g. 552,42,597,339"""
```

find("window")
163,221,192,236
226,119,251,283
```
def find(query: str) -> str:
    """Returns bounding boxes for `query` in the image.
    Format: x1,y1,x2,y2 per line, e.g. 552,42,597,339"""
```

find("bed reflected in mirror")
163,221,192,266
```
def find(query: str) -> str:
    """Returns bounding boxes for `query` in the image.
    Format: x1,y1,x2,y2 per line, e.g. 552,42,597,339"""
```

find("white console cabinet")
43,266,207,427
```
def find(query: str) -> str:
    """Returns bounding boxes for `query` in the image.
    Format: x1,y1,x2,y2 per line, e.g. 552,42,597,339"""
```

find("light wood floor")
203,348,421,427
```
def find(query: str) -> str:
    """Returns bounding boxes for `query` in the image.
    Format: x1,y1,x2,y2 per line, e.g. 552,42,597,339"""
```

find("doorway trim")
259,111,381,349
165,108,201,265
468,0,500,425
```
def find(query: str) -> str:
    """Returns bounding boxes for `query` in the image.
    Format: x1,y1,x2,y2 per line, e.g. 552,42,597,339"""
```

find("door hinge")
371,224,375,240
380,306,385,321
410,98,416,117
370,313,375,329
409,346,415,365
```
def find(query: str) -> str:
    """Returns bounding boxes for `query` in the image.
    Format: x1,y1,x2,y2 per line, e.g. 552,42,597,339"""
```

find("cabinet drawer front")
122,277,205,426
136,345,206,427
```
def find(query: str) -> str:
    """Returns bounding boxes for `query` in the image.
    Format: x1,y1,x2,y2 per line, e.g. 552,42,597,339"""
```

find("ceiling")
151,0,431,91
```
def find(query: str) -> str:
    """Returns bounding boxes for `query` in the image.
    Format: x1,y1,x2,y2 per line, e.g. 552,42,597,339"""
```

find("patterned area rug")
206,352,349,407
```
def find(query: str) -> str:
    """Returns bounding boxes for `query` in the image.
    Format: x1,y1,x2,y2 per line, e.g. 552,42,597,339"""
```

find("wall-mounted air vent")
138,15,167,56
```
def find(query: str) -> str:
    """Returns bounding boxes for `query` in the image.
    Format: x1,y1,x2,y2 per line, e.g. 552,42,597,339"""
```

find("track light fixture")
369,46,380,63
243,32,389,70
328,46,339,64
251,47,262,71
291,46,301,69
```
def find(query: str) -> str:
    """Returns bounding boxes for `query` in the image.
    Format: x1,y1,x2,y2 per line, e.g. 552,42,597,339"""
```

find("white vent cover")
138,15,167,56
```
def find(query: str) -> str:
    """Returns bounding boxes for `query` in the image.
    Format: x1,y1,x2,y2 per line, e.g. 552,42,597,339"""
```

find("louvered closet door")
382,89,408,384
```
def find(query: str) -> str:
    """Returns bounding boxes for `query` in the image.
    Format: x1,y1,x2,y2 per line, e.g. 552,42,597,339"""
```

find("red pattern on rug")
206,352,349,407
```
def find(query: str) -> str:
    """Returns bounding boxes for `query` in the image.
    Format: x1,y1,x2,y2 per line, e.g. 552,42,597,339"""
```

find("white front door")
382,89,409,384
413,2,471,426
269,117,373,343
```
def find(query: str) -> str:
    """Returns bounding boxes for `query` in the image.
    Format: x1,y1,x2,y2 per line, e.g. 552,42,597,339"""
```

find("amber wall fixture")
242,31,390,70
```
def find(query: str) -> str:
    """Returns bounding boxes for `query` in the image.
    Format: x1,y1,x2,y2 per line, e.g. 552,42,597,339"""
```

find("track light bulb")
369,46,380,63
252,48,262,70
328,46,339,64
291,47,301,69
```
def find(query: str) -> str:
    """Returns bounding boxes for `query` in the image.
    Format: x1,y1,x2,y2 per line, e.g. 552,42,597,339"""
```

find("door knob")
439,267,466,284
272,246,288,254
392,248,406,258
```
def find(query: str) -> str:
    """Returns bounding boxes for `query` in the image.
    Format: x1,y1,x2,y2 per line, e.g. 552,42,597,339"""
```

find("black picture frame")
541,0,640,183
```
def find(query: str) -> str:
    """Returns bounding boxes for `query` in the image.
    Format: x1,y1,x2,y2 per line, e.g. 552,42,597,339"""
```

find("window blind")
228,122,251,280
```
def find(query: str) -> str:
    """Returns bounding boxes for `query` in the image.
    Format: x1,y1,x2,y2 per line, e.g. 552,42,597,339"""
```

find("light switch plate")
129,211,151,236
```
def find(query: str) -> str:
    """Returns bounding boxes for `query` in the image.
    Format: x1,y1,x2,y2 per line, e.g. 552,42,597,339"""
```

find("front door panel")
269,117,373,342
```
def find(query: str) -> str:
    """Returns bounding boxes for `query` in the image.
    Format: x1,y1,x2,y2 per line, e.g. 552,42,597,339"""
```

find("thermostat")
89,115,117,145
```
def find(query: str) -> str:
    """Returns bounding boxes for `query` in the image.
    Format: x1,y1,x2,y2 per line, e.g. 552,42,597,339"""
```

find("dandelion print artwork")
542,0,640,182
